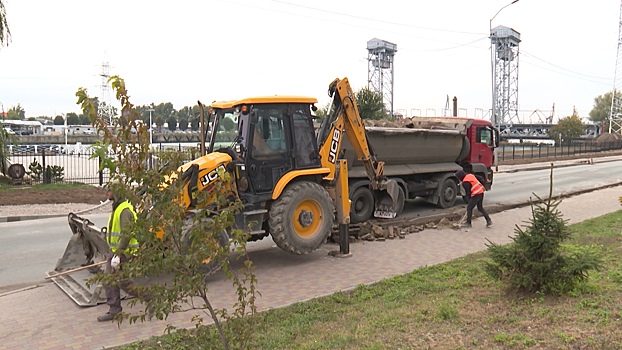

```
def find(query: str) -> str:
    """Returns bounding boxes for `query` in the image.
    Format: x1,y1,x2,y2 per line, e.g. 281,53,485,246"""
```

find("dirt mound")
0,186,106,206
594,133,622,142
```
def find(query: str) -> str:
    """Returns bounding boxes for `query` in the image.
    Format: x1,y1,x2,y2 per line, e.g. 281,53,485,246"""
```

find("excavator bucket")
373,179,401,219
47,213,112,306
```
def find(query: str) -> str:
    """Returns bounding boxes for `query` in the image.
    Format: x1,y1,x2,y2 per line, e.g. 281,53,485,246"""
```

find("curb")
0,200,111,224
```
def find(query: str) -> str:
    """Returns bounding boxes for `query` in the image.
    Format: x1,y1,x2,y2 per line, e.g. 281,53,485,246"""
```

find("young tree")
155,115,165,132
178,117,189,131
485,165,602,294
7,104,25,120
77,76,258,349
66,112,80,125
548,113,583,144
166,116,177,132
0,127,14,175
355,87,386,120
0,0,10,47
54,115,65,125
588,90,621,123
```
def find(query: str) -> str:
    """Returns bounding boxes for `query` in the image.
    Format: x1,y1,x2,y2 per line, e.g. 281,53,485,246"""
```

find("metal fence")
3,140,622,187
497,140,622,162
3,144,198,188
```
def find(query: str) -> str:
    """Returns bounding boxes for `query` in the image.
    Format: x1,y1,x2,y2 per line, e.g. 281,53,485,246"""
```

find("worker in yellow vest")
455,169,492,229
97,182,138,322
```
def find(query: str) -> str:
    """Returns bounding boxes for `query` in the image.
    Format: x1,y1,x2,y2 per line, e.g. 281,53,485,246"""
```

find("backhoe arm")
317,77,399,218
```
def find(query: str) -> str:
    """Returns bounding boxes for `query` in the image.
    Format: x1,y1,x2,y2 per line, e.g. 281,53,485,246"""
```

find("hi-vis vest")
107,201,138,255
464,174,485,197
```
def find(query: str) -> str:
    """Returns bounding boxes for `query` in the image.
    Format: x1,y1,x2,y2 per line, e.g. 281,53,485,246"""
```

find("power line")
270,0,486,36
521,50,611,80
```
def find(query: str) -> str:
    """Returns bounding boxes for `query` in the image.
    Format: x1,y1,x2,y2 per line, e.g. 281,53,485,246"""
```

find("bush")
485,165,603,294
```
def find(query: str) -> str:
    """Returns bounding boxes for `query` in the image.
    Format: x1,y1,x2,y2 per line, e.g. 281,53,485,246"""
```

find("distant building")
1,120,43,135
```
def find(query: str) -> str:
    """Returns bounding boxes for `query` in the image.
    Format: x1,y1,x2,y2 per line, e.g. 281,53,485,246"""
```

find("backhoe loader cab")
209,97,322,197
207,96,337,254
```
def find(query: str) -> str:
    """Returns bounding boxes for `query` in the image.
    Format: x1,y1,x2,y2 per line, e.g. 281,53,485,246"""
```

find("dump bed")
341,117,471,177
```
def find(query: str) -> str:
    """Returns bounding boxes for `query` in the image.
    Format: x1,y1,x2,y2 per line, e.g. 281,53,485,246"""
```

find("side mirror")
250,109,259,124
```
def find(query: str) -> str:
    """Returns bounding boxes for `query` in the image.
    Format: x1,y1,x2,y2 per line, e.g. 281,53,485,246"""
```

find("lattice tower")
99,59,114,125
367,38,397,118
490,26,521,129
609,1,622,134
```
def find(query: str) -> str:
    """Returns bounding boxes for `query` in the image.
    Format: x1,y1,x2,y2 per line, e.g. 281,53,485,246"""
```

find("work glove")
110,255,121,270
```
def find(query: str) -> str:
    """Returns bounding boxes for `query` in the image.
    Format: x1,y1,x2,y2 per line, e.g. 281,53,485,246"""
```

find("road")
1,160,621,294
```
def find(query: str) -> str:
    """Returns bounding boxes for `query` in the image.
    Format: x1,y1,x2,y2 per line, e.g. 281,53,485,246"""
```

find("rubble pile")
329,216,464,244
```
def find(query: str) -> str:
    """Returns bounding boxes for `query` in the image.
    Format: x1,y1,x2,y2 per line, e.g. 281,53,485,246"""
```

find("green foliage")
0,126,14,174
155,115,165,131
355,87,386,120
26,158,64,182
178,117,189,131
6,104,25,120
166,116,177,132
221,117,235,131
53,115,64,125
485,166,603,294
589,90,621,122
549,113,584,143
77,76,257,350
66,112,80,125
0,0,10,47
27,159,43,180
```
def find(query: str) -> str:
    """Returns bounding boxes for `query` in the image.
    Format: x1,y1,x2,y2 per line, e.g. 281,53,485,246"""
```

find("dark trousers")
466,193,491,224
104,253,129,314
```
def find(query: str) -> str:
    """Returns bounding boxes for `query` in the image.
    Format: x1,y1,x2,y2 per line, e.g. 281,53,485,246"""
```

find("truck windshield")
210,108,239,150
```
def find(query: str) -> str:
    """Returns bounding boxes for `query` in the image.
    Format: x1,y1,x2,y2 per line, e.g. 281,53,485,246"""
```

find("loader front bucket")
47,213,112,306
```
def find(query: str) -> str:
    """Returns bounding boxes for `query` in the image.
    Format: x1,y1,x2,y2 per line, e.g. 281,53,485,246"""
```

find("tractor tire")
181,215,230,275
269,181,334,255
350,186,374,224
437,178,458,209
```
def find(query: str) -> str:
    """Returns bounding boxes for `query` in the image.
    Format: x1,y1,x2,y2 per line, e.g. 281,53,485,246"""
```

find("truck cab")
461,119,499,190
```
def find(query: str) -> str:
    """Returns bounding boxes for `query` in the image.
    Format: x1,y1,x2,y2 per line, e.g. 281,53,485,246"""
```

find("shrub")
485,165,603,294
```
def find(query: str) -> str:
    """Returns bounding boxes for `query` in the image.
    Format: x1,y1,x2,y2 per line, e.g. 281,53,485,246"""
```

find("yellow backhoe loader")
50,77,399,305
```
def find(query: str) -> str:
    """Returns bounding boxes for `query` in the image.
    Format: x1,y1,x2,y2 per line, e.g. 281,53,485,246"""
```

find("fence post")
41,148,49,184
99,155,104,186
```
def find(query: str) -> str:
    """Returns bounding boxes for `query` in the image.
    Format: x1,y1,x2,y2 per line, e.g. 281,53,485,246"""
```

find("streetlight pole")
490,0,519,129
147,108,155,146
63,113,68,150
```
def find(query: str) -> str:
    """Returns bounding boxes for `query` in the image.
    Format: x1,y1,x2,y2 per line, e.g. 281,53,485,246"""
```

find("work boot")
97,310,119,322
460,223,472,228
486,220,493,227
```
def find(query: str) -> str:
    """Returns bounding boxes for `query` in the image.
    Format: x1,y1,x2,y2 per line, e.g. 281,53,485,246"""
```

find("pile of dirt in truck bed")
362,117,458,129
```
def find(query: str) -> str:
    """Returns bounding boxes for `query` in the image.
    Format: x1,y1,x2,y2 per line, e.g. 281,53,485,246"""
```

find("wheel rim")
293,199,323,237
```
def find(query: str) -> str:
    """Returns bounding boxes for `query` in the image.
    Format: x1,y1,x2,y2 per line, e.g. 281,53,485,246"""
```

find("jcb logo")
200,165,226,187
328,129,341,164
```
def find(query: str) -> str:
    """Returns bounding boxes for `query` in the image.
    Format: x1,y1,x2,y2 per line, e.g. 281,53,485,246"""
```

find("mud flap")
373,179,400,219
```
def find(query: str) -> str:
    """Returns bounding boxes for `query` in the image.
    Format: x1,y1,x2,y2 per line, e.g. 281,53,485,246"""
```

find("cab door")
246,105,293,194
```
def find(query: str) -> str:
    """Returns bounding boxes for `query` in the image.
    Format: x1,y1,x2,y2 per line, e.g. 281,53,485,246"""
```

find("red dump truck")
342,117,499,223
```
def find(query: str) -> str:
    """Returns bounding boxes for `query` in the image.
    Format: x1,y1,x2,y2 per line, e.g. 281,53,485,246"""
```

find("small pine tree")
485,164,602,294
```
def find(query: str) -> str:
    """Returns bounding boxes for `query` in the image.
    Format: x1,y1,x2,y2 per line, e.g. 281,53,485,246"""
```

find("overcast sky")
0,0,619,123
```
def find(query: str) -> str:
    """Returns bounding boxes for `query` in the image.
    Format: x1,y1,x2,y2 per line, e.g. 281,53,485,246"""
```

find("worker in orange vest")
455,170,492,228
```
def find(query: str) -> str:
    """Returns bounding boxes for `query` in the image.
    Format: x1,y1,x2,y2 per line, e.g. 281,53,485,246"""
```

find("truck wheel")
438,178,458,209
181,215,230,275
269,181,334,255
350,186,374,224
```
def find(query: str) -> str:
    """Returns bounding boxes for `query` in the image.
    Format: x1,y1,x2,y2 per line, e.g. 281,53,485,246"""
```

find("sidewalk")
0,185,621,349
